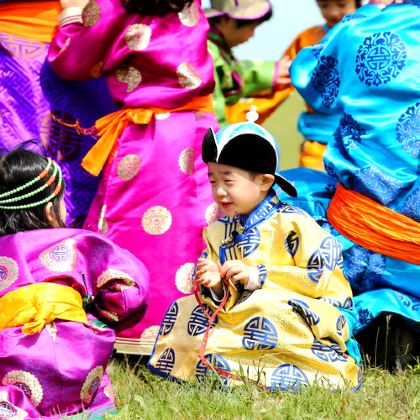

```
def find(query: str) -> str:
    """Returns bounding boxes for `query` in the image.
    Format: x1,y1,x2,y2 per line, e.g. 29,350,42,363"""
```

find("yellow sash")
82,95,214,176
0,283,88,335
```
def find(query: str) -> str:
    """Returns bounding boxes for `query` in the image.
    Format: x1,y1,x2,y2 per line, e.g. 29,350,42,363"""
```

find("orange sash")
327,183,420,264
82,95,214,176
0,2,60,43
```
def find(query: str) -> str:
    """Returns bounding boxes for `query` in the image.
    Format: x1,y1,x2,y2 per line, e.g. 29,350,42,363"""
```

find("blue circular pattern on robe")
187,304,218,336
195,354,231,383
355,31,407,86
159,302,179,336
50,244,71,262
270,364,309,391
395,292,420,312
311,339,348,363
352,367,363,392
242,317,278,351
257,264,267,286
358,308,374,328
401,187,419,222
307,236,343,283
288,299,320,326
310,55,340,108
336,315,347,336
334,113,366,152
285,231,300,257
0,401,17,418
156,348,175,375
354,166,403,206
341,13,365,24
236,227,260,258
280,205,307,217
396,102,420,158
318,296,353,310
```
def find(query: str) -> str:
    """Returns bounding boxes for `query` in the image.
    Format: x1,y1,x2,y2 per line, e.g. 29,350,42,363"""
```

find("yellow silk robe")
148,194,361,390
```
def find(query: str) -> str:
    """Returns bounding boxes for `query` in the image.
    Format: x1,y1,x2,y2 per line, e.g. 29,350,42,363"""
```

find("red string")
50,113,99,138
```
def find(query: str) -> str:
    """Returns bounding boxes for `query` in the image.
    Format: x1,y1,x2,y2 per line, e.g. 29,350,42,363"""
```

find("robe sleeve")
75,233,149,332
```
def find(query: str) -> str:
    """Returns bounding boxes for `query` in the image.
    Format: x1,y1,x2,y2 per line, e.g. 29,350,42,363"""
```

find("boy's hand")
194,258,222,288
275,55,292,89
220,260,250,286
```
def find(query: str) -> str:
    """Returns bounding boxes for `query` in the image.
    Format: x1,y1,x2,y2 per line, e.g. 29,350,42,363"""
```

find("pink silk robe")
0,228,149,418
47,0,219,354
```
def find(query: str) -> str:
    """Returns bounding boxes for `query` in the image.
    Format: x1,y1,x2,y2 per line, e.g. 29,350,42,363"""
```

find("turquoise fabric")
284,2,420,334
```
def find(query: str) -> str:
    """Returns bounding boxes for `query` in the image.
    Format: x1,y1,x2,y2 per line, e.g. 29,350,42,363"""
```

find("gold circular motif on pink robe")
97,269,135,289
39,239,77,272
178,147,195,176
82,0,100,27
175,262,195,294
80,366,104,406
0,256,19,293
178,2,200,27
115,66,142,93
141,206,172,235
176,62,202,90
125,24,152,51
2,371,44,407
205,202,220,224
140,325,160,340
117,154,141,181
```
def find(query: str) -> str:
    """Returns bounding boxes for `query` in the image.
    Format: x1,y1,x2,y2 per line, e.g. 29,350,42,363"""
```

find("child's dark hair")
122,0,193,16
0,144,66,236
208,9,273,28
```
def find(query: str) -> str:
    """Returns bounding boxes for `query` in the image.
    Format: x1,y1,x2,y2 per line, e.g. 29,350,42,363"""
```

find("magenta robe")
47,0,218,354
0,228,149,418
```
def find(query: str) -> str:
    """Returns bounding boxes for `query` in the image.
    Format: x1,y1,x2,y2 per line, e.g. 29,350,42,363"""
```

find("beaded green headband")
0,157,63,210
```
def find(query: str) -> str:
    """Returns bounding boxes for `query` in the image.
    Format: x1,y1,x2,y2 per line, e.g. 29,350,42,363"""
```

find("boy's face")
220,17,260,48
316,0,358,28
208,162,273,217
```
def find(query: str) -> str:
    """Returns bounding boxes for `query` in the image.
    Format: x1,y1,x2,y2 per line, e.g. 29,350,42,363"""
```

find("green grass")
107,358,420,419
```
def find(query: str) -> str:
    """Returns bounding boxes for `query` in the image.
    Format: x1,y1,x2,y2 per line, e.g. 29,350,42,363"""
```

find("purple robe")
0,228,149,418
47,0,219,354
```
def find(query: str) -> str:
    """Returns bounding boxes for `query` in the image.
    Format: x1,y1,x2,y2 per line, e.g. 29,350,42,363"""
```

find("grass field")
107,357,420,419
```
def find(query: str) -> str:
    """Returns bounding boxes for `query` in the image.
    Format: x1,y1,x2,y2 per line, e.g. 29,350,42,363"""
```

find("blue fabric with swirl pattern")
284,1,420,334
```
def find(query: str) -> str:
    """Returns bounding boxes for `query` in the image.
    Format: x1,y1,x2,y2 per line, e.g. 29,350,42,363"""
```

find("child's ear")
259,174,275,192
44,202,56,226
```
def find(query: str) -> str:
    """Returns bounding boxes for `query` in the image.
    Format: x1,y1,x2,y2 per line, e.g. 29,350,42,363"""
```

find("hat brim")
275,174,298,197
204,3,271,20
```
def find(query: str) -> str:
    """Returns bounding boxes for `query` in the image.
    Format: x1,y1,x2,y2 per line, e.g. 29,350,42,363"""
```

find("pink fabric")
48,0,219,353
0,228,149,417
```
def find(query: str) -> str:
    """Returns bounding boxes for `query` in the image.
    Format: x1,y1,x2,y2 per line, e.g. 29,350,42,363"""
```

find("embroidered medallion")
401,187,419,221
0,400,17,418
285,231,299,257
39,239,77,272
187,304,217,336
159,303,179,336
155,348,175,375
178,2,200,27
115,66,142,93
175,262,195,294
205,202,219,224
97,269,135,289
117,154,141,181
2,371,43,407
0,256,19,293
125,24,152,51
82,0,100,27
288,299,320,326
141,325,160,340
336,315,347,336
396,102,419,158
80,366,103,406
196,354,230,383
270,364,308,391
176,62,202,90
311,55,340,108
178,147,194,175
335,113,366,151
311,339,348,363
355,31,407,86
141,206,172,235
242,317,278,351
